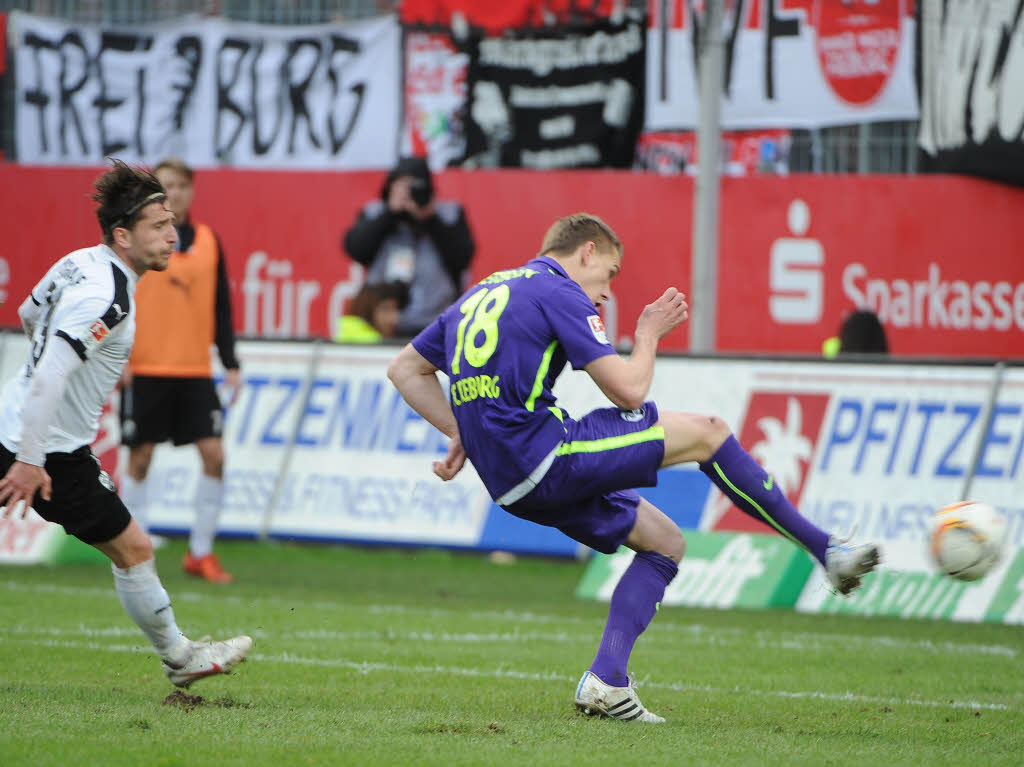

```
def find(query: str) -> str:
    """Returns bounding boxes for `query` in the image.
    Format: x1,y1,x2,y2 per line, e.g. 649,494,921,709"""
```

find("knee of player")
662,528,685,563
703,416,732,451
116,532,154,567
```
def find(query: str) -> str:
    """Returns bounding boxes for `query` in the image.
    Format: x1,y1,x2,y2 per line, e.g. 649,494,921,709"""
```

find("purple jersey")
412,256,616,500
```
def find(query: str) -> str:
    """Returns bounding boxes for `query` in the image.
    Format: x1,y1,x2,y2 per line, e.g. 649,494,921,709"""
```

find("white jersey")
0,244,138,455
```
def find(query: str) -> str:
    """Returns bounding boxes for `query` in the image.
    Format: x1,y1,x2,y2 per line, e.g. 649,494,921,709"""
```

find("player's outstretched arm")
584,288,688,410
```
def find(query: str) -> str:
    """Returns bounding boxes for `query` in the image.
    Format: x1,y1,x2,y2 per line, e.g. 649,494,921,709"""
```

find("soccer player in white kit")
0,160,252,688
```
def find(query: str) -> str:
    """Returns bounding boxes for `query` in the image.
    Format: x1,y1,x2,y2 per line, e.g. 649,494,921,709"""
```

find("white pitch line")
3,579,1019,658
0,635,1010,712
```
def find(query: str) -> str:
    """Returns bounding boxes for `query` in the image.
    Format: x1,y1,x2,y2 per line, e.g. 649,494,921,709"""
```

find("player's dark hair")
539,213,622,259
92,159,167,245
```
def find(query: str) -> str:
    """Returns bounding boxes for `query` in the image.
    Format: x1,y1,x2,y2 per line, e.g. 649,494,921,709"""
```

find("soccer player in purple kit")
388,213,880,723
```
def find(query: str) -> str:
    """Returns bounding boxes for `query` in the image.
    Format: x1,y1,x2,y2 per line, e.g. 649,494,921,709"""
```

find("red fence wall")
1,166,1022,357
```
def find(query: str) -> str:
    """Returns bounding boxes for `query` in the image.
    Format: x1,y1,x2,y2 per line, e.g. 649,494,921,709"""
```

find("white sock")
112,558,189,663
120,475,150,533
189,474,223,558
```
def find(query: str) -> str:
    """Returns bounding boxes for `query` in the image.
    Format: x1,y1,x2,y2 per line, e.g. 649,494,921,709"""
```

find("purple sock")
700,434,829,564
589,551,678,688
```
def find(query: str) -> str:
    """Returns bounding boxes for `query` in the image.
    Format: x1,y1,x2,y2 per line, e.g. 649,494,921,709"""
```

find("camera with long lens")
409,177,433,207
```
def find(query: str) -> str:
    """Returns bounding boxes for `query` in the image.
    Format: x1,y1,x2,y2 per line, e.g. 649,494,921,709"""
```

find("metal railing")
0,0,394,23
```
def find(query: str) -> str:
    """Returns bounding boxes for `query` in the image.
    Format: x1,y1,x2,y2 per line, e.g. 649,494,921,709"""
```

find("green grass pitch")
2,539,1022,766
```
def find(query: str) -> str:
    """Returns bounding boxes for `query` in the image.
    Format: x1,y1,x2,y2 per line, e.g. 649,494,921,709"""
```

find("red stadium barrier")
1,165,1022,357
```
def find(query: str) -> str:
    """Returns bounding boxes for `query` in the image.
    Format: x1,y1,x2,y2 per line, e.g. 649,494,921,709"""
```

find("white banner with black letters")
646,0,919,130
8,11,400,168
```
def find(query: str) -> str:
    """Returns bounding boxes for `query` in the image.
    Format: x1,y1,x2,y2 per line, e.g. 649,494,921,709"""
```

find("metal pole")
260,339,324,541
960,362,1006,501
858,122,870,174
690,0,724,353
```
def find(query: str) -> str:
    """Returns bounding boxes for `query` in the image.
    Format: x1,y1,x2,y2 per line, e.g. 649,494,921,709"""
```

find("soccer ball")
929,501,1006,582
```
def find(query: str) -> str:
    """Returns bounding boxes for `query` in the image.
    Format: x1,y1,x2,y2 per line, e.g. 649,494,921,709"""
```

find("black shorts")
121,376,223,447
0,443,132,545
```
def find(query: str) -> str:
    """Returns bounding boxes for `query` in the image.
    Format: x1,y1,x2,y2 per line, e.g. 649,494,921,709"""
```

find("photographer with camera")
342,157,475,337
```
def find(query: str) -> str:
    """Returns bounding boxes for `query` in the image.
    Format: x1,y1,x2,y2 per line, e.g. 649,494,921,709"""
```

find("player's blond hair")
539,213,622,260
154,156,194,182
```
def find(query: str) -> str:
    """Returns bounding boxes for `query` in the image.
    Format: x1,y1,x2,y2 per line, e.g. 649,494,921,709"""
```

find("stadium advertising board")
667,360,1024,551
719,176,1024,358
3,166,1021,358
575,532,813,609
6,12,400,169
1,332,1021,581
646,0,918,130
133,343,497,547
797,540,1024,623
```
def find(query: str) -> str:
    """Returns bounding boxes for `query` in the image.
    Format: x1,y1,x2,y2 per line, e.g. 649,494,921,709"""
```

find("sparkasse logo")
769,200,824,324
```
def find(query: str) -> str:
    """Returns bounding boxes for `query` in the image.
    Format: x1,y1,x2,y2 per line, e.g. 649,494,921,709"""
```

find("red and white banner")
6,12,400,169
718,175,1024,358
1,166,1022,359
647,0,919,130
401,31,469,169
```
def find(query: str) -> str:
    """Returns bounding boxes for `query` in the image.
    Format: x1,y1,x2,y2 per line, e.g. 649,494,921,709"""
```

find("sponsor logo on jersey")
82,319,111,352
587,314,609,344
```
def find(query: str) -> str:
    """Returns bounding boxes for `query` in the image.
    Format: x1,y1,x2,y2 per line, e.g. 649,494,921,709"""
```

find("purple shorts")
502,402,664,554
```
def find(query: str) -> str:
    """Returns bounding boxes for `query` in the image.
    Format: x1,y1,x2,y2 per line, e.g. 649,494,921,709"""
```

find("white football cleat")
825,537,881,595
162,635,253,688
574,671,665,723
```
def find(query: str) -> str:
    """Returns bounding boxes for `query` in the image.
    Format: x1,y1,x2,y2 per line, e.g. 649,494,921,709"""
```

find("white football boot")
162,635,253,688
574,671,665,723
825,537,881,595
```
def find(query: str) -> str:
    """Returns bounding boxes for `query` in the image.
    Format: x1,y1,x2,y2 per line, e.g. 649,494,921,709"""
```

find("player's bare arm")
387,343,459,439
584,288,688,410
387,344,466,480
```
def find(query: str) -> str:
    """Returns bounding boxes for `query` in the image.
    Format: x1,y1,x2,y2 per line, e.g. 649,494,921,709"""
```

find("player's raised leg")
576,498,681,723
95,519,251,686
657,410,879,594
